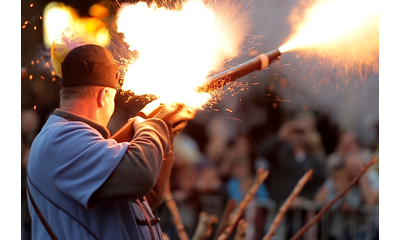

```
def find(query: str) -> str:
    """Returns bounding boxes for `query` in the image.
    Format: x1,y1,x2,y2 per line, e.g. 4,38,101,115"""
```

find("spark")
117,0,252,108
270,63,291,70
256,98,290,103
219,116,242,121
225,108,233,113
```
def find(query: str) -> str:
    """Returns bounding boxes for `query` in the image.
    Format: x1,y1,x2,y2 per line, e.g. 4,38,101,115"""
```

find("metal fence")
249,200,379,240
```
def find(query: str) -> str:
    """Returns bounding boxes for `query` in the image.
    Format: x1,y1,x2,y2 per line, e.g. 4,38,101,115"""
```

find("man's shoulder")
33,115,102,152
45,114,98,136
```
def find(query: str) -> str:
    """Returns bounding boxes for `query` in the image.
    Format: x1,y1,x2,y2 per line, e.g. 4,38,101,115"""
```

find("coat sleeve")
88,118,171,208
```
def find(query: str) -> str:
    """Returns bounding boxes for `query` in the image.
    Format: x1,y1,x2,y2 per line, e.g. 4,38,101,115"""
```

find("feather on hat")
51,28,119,89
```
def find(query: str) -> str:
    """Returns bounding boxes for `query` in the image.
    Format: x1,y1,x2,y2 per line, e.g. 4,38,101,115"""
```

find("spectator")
344,152,379,206
256,114,326,205
225,154,270,240
220,134,257,182
194,165,228,220
314,160,361,212
193,165,228,240
326,131,374,173
170,161,199,238
225,154,269,203
315,151,379,208
314,151,379,239
256,113,326,239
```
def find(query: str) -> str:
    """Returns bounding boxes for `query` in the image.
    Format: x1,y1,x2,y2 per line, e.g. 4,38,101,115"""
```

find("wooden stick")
290,157,377,240
233,219,248,240
192,212,219,240
164,181,190,240
217,169,269,240
213,199,235,239
262,169,313,240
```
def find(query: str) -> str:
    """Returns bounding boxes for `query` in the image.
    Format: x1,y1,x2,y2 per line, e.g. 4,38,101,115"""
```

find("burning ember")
116,0,251,108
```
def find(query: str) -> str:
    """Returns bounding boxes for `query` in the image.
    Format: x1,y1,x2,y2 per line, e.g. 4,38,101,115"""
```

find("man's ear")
97,87,107,108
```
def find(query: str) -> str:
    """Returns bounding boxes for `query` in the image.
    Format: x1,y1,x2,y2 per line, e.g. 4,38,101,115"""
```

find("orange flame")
116,0,250,108
43,2,110,48
279,0,379,80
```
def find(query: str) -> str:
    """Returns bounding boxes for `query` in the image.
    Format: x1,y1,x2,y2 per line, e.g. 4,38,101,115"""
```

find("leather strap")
26,184,58,240
136,199,156,240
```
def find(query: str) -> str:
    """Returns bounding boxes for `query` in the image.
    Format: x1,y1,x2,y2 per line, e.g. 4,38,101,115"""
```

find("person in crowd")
256,112,326,238
194,164,228,222
325,131,374,173
314,160,360,212
226,154,270,240
219,134,258,182
225,154,269,203
225,135,270,240
314,151,379,239
315,151,379,208
256,112,326,205
170,161,200,238
27,44,195,240
344,152,379,205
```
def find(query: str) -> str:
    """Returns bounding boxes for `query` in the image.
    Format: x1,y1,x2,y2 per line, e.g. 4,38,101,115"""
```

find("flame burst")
116,0,251,108
279,0,379,80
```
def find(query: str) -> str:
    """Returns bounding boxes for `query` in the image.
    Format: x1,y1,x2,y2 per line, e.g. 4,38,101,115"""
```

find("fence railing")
251,199,378,240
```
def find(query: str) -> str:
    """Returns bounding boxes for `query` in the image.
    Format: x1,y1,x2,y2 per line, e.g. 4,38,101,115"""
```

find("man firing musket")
27,44,195,240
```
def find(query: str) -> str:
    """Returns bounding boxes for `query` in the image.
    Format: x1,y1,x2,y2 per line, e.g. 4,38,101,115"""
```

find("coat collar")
53,109,110,139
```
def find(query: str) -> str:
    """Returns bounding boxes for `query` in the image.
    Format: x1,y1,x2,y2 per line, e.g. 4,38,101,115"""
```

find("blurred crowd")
21,74,379,240
156,111,378,240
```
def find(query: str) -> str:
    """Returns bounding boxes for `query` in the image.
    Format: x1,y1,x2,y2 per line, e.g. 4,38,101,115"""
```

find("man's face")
104,88,117,125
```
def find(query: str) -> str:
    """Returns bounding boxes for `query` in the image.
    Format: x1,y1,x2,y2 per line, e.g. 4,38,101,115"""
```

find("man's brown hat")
61,44,119,89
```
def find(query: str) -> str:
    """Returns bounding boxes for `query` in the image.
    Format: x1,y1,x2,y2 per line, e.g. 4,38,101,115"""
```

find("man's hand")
138,101,196,138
